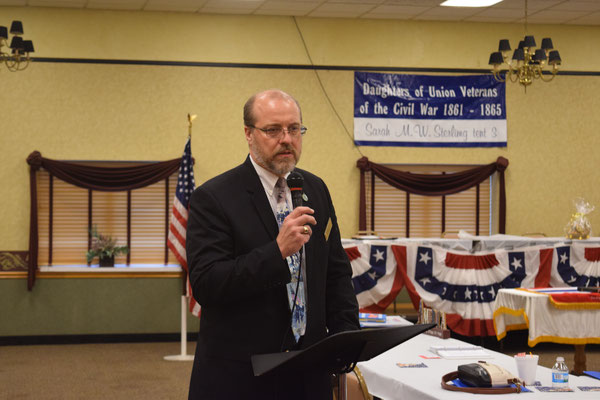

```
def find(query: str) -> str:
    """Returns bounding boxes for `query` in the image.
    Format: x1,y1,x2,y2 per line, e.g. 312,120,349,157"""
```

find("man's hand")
276,206,316,258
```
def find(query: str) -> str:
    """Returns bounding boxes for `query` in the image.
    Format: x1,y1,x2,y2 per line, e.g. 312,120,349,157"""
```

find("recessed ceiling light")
441,0,504,7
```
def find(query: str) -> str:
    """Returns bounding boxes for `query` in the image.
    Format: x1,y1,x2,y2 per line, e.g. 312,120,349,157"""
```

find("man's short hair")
243,89,302,127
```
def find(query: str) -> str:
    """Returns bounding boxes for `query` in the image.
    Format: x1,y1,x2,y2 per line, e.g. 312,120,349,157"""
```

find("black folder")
252,323,435,377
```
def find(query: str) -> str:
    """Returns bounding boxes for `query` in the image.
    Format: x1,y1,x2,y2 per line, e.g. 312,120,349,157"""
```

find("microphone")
286,171,304,209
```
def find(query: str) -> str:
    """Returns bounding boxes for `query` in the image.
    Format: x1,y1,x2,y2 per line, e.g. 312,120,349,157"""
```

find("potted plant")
86,226,129,267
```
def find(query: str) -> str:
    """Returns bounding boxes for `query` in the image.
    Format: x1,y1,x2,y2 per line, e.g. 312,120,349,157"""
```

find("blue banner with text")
354,72,507,147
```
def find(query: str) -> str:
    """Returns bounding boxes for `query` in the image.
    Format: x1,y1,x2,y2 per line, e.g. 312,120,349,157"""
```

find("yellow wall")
2,6,600,251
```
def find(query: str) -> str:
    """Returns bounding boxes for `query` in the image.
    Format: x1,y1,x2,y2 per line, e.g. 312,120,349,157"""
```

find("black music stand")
252,323,435,400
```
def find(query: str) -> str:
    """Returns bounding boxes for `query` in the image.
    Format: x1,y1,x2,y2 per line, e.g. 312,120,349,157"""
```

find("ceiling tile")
415,6,482,18
28,0,85,6
567,11,600,25
0,0,27,5
258,0,319,12
474,7,525,18
549,1,600,12
144,0,207,12
383,0,440,5
313,2,377,12
490,0,564,11
365,4,430,17
526,9,589,24
309,2,377,17
202,0,263,11
254,10,308,16
200,8,253,15
0,0,595,25
87,0,146,11
464,16,519,23
328,0,384,3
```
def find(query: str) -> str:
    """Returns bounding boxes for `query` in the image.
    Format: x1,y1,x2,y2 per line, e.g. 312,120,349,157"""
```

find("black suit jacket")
186,156,359,399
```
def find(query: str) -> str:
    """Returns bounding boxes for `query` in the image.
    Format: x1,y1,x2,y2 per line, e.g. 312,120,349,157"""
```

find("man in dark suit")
186,89,360,399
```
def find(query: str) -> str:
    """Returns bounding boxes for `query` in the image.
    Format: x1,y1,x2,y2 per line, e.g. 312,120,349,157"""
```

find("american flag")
167,138,200,316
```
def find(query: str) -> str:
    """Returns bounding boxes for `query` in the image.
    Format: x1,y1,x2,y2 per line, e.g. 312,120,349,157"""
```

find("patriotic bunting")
347,243,405,313
344,240,600,337
551,242,600,288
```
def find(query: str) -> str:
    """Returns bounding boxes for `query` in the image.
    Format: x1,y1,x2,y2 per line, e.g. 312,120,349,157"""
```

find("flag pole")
164,294,194,361
188,113,196,138
164,113,197,362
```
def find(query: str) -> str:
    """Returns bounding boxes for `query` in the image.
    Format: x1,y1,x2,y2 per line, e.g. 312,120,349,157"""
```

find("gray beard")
250,142,298,176
267,158,295,176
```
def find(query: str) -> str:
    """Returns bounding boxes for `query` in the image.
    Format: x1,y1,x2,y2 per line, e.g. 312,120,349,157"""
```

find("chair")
333,366,373,400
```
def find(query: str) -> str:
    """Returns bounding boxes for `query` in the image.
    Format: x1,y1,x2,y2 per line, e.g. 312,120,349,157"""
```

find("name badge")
324,218,332,241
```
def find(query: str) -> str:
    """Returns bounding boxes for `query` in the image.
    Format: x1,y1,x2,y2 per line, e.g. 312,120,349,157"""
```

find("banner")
354,72,506,147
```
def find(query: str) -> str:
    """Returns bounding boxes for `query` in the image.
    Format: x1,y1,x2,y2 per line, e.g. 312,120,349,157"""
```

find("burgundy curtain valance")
26,151,181,192
25,151,181,290
356,156,509,234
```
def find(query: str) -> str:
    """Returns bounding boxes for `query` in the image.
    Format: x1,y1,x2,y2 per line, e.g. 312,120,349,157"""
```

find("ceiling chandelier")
0,20,35,72
488,0,561,89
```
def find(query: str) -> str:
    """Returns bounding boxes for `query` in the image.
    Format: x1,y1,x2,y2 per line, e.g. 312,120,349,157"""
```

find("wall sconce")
1,20,35,72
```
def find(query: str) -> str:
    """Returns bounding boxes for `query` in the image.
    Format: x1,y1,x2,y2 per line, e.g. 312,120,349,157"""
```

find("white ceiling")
1,0,600,25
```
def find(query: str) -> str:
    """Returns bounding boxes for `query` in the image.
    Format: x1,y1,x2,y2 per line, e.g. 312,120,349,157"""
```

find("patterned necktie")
274,178,306,341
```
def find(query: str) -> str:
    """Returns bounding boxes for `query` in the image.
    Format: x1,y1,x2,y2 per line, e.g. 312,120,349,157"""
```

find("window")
363,164,492,238
36,164,178,266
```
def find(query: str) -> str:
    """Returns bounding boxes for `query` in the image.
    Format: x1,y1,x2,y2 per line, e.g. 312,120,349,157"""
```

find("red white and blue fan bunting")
398,244,548,336
346,243,405,313
551,242,600,288
342,241,594,337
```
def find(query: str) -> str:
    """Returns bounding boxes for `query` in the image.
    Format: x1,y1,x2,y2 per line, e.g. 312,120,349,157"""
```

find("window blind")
37,169,178,266
364,165,491,238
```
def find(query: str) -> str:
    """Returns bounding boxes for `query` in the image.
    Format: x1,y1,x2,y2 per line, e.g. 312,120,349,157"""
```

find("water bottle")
551,356,569,388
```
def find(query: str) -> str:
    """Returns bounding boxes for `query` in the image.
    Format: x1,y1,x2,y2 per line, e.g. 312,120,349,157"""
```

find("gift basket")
565,198,594,240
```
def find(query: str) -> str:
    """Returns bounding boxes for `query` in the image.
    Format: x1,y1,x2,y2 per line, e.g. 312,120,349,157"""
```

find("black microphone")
281,170,305,351
286,171,304,209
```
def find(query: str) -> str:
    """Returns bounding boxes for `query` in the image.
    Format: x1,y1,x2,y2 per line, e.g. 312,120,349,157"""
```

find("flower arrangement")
86,226,129,266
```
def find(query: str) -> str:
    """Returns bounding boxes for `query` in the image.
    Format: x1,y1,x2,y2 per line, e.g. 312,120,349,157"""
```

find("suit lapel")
301,179,315,282
240,161,318,275
240,157,279,240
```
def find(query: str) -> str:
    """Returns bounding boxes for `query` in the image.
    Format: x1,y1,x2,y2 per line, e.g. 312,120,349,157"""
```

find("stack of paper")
429,345,492,359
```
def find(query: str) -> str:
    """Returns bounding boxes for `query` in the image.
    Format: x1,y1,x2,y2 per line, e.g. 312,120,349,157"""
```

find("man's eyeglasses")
249,125,307,139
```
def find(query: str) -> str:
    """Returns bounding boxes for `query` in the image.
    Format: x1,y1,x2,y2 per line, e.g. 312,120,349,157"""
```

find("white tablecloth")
493,288,600,346
358,331,600,400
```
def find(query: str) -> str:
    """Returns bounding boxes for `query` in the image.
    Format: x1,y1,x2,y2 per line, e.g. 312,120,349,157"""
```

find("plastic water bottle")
551,356,569,388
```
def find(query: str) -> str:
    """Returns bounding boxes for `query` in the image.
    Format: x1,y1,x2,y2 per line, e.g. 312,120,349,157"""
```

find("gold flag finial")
187,113,197,138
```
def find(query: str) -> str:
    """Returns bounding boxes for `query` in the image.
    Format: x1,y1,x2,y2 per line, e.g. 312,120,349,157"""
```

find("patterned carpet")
0,342,195,400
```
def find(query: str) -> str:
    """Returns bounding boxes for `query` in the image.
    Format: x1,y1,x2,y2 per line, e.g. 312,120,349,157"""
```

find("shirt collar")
249,155,289,197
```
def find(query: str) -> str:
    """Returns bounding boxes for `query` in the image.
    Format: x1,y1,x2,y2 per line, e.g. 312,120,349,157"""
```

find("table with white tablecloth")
358,329,600,400
493,287,600,374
